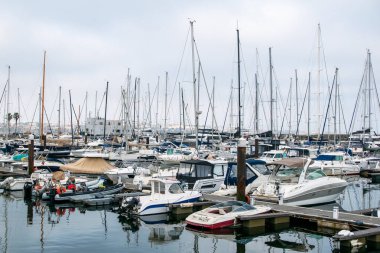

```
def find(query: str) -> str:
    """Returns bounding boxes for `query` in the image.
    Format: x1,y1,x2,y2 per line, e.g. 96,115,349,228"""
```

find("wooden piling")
237,138,246,202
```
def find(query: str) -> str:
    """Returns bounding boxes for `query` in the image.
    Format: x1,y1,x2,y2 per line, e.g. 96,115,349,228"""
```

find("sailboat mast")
295,69,299,134
269,47,273,137
164,72,168,138
190,21,198,150
6,66,10,139
368,50,372,133
156,76,159,132
308,72,311,140
103,82,109,142
334,68,338,144
317,24,321,137
237,28,242,138
41,51,46,141
289,78,292,136
69,90,74,146
255,73,259,134
58,86,61,137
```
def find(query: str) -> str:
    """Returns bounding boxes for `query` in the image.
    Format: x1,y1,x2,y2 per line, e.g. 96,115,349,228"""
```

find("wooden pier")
201,194,380,252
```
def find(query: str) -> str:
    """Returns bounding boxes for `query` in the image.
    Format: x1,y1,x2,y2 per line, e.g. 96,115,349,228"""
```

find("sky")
0,0,379,135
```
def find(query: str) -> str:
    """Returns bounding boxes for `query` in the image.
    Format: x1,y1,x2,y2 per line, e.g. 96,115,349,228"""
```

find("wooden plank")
238,212,289,221
333,227,380,241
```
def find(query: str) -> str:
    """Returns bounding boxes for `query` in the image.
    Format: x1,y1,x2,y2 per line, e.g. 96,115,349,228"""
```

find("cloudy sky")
0,0,379,135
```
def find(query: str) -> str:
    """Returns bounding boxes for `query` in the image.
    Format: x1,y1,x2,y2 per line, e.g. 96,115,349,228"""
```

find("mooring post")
28,134,34,175
237,138,247,202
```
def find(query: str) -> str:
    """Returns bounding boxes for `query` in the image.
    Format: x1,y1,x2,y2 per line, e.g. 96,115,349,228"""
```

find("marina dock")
199,194,380,252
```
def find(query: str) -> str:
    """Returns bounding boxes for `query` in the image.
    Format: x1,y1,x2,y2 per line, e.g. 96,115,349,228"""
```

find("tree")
13,112,20,134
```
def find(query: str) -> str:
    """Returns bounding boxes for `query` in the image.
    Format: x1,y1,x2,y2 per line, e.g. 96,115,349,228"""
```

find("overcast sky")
0,0,379,135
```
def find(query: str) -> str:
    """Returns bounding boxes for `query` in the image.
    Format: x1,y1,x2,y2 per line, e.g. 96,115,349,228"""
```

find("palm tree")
7,113,12,135
13,112,20,134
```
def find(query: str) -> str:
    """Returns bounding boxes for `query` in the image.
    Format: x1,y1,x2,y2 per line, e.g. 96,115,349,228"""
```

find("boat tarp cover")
268,158,312,168
60,157,115,174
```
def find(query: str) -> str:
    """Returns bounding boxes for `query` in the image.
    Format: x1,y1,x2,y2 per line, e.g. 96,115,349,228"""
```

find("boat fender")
245,195,250,204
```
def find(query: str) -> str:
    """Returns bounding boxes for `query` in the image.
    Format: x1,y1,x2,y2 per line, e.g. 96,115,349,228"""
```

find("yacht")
253,158,348,206
309,152,361,175
121,178,201,216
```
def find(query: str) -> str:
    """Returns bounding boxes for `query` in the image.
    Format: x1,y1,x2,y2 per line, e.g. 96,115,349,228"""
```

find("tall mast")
317,24,321,136
156,76,159,132
190,21,198,150
307,72,311,140
69,90,74,146
40,51,46,142
164,72,168,138
6,66,10,139
179,82,182,133
269,47,273,137
17,87,20,135
295,69,299,135
133,78,137,138
85,91,88,134
58,86,61,137
63,99,66,135
212,77,215,140
255,73,259,134
334,68,338,144
289,78,292,136
103,82,109,142
95,90,98,118
237,28,242,138
137,78,140,131
368,50,372,133
148,82,151,128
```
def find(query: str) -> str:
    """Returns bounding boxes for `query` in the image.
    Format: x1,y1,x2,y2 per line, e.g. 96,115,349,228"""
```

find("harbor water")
0,177,378,253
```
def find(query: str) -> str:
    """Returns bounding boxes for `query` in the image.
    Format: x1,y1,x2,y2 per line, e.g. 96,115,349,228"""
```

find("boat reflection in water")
140,213,185,243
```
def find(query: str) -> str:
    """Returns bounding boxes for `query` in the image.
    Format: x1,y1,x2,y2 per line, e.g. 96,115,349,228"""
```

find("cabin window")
275,154,283,158
153,181,159,194
169,184,184,194
246,167,257,179
213,165,224,176
196,165,212,177
160,182,165,194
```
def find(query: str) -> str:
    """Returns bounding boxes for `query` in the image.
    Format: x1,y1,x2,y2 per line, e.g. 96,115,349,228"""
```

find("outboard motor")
49,187,56,202
23,181,33,199
121,196,140,213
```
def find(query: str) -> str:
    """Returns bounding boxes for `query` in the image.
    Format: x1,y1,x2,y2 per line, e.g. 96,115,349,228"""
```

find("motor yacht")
253,158,348,206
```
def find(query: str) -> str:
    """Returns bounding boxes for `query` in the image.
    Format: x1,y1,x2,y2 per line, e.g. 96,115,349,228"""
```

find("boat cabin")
286,147,318,159
176,159,228,193
258,150,286,163
150,178,184,195
224,159,269,186
268,158,323,184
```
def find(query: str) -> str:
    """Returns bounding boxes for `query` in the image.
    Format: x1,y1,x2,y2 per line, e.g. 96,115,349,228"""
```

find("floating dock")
201,194,380,252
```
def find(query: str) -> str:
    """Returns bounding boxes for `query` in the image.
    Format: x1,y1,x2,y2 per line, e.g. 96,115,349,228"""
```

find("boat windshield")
274,165,302,183
305,168,326,180
211,201,255,212
315,155,343,161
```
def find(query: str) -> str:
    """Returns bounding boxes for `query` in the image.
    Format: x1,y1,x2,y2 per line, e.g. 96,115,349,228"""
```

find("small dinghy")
186,200,271,230
42,183,125,202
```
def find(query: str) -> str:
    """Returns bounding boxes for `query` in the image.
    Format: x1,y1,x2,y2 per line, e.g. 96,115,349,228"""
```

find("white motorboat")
212,159,270,196
104,164,150,184
257,150,287,163
0,177,32,191
121,178,201,216
176,159,229,193
253,158,348,206
310,152,360,175
186,200,271,229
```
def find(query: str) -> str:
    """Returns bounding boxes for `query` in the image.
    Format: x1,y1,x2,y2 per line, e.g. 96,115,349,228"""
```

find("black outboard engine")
121,196,140,213
23,182,33,199
49,187,56,202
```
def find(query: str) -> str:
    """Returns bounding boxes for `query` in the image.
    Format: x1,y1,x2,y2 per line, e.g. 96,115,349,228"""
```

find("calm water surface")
0,177,377,253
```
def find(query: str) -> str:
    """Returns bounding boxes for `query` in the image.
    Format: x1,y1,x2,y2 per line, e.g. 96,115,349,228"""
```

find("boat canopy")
268,158,312,168
60,157,114,174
